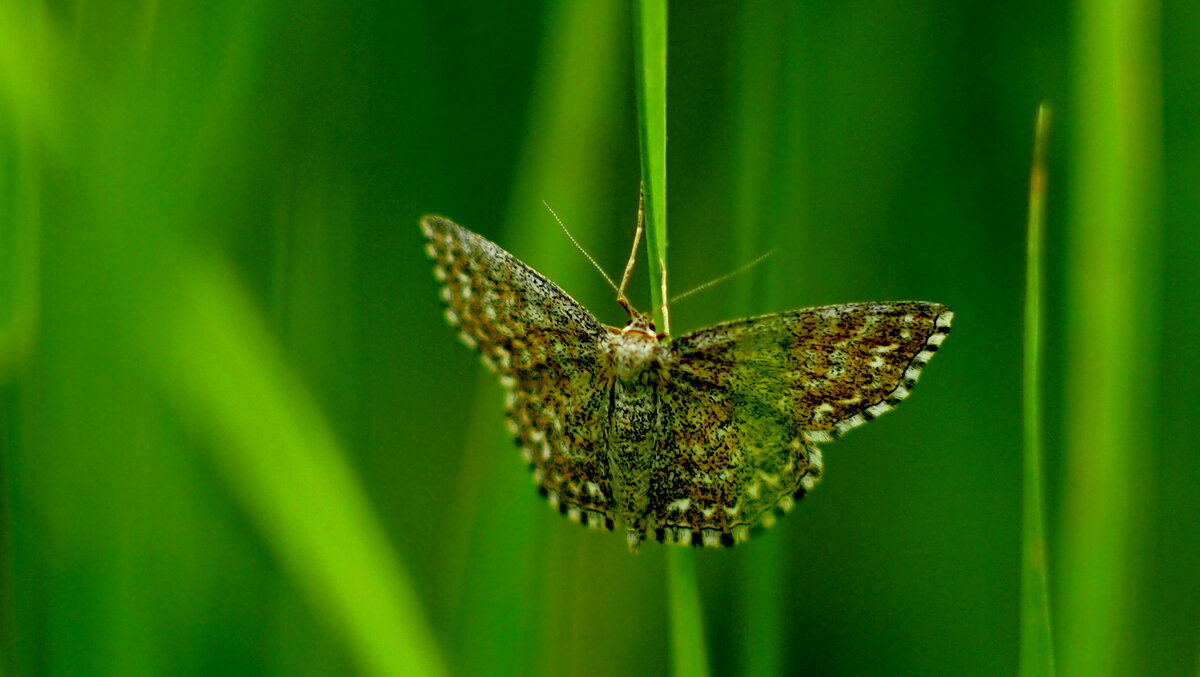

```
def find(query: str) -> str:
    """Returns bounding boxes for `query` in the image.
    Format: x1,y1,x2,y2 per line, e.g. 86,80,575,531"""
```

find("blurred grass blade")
667,548,710,677
0,2,65,152
634,0,668,326
0,132,40,379
151,254,448,677
0,2,60,379
730,4,786,677
635,2,710,676
1020,103,1055,677
1062,0,1162,674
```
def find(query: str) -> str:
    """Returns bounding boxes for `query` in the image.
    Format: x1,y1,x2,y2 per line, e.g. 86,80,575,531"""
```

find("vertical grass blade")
633,0,668,327
1062,0,1162,674
0,1,60,379
666,549,709,677
635,2,710,676
730,4,786,676
1020,103,1056,677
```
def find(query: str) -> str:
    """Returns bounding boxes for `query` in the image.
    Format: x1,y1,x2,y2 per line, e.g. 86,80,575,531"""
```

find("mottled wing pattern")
649,302,953,546
420,216,618,529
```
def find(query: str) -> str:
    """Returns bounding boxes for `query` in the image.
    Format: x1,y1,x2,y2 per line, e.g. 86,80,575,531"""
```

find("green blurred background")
1,1,1196,676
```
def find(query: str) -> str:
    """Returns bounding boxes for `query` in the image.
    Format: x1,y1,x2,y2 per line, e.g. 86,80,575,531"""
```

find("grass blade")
730,4,787,676
153,256,449,677
634,0,669,328
634,2,710,676
1020,103,1056,677
1062,0,1162,674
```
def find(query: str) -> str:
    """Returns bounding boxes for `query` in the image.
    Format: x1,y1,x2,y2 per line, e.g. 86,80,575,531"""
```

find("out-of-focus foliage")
1,1,1196,676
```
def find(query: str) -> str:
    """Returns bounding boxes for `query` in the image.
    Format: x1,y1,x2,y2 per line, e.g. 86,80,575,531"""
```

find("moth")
421,214,952,551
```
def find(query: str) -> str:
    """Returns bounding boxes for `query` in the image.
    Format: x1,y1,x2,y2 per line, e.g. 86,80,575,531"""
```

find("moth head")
618,298,657,339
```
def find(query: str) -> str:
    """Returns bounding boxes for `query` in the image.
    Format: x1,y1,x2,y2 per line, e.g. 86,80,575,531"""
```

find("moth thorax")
610,330,661,381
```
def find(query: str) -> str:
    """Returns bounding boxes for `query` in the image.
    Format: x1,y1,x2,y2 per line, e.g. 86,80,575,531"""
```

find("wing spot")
867,402,893,418
757,471,780,487
808,448,824,474
666,497,691,514
628,530,643,550
835,413,867,434
457,331,478,349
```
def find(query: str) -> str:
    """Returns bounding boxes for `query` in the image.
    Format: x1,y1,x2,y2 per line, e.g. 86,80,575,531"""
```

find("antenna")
616,187,645,306
669,250,775,305
541,201,619,294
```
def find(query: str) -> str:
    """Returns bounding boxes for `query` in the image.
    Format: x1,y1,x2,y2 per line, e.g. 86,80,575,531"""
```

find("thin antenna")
617,187,645,304
669,250,776,305
542,201,619,294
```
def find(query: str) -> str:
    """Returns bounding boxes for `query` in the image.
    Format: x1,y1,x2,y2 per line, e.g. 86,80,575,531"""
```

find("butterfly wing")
421,216,618,530
649,301,953,546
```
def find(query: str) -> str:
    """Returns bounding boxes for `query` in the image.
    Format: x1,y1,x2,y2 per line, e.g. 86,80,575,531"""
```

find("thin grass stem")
1020,102,1056,677
634,2,710,676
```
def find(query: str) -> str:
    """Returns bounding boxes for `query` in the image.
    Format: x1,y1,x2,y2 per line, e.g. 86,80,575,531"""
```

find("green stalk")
634,2,710,676
1020,103,1056,677
634,0,668,330
1062,0,1162,674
